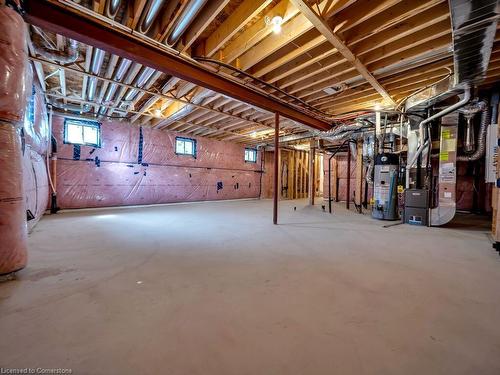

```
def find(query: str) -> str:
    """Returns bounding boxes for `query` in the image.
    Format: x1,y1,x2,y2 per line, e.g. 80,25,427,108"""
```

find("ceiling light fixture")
265,15,283,34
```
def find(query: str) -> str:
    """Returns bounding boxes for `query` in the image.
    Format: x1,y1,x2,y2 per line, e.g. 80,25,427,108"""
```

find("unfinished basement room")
2,0,500,373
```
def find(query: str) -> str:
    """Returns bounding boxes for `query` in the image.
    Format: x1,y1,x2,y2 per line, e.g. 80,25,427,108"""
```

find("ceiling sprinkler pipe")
167,0,208,45
139,0,165,34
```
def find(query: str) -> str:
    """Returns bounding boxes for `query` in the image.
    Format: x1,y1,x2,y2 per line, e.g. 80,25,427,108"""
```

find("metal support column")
273,113,279,224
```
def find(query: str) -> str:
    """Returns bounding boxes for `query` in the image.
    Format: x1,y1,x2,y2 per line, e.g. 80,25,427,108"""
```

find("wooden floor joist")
290,0,396,107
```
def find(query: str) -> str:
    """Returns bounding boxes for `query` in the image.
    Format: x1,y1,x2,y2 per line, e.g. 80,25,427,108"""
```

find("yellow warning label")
397,185,404,194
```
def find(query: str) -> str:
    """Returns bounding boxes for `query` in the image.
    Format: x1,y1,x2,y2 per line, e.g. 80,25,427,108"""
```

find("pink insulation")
0,5,30,274
0,5,30,123
0,124,28,274
52,116,262,209
323,155,367,202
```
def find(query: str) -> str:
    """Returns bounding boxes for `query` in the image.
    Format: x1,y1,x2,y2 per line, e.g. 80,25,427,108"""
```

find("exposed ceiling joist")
290,0,396,107
23,0,331,131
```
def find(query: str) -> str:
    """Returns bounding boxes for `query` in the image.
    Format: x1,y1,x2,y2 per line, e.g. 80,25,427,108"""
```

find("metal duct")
48,97,91,113
123,67,156,101
154,88,214,129
167,0,208,46
31,28,79,64
457,102,490,161
86,48,105,102
449,0,499,85
139,0,166,34
107,0,122,18
99,58,132,113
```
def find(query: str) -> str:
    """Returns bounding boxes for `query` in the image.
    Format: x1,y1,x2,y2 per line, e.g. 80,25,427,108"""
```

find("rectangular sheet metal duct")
450,0,499,85
22,0,331,132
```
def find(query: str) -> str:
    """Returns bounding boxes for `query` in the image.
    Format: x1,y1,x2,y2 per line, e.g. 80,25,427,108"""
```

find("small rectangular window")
245,148,257,163
64,119,101,147
175,137,196,157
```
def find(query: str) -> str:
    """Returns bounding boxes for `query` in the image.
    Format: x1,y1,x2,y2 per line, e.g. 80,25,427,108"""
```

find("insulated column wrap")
0,5,30,274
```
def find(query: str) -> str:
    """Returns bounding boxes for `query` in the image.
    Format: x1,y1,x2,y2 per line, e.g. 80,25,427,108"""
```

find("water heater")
372,153,399,220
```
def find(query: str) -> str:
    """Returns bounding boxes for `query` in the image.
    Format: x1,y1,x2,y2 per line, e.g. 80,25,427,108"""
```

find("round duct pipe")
167,0,208,46
139,0,165,34
107,0,122,18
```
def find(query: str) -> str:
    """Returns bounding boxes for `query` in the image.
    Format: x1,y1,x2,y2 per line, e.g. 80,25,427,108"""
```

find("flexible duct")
167,0,208,46
31,28,79,64
0,5,30,275
457,102,490,161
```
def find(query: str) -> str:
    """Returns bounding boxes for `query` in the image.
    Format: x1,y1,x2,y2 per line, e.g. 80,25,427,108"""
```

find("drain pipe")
406,85,471,188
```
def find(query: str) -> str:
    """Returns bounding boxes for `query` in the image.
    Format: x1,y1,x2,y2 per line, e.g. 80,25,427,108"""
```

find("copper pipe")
273,113,279,225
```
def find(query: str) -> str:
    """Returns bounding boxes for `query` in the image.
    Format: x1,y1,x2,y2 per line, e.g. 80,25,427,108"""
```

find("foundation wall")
52,116,262,209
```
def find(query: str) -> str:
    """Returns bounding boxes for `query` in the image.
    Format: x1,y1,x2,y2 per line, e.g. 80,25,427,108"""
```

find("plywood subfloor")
1,199,500,375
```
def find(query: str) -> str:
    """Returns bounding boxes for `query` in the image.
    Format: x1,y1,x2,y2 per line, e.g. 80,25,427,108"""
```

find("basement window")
245,148,257,163
64,119,101,147
175,137,196,157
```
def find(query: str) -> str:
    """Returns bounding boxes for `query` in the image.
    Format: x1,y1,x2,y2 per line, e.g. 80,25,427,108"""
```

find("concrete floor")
1,199,500,375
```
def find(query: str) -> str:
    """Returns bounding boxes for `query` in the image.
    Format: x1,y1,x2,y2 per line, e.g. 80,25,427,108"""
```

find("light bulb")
271,16,283,34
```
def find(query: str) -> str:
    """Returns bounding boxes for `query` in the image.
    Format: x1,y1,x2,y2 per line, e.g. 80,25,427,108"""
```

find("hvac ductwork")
155,88,214,129
47,96,91,114
450,0,499,85
99,58,132,114
457,101,490,161
31,27,79,64
86,48,105,102
123,67,156,102
139,0,166,34
167,0,208,46
107,0,122,18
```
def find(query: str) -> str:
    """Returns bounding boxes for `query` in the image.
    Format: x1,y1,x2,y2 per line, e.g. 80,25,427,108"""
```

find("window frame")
63,118,102,148
244,148,257,163
175,136,197,158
